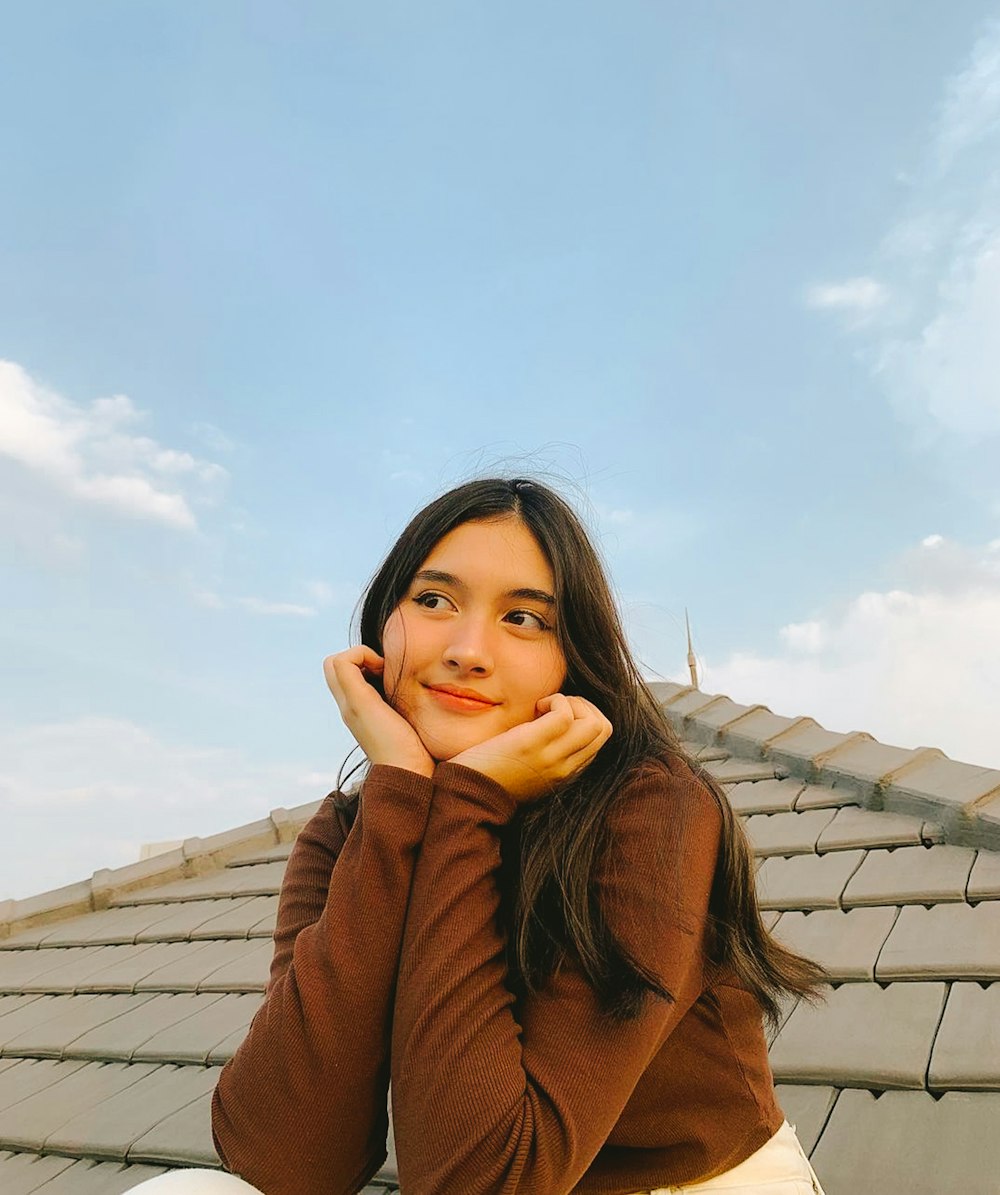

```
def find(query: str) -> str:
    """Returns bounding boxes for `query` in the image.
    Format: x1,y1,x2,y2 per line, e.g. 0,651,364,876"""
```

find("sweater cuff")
431,761,518,822
361,764,435,811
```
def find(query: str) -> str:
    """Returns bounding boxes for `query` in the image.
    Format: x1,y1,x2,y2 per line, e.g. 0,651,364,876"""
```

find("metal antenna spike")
685,608,699,690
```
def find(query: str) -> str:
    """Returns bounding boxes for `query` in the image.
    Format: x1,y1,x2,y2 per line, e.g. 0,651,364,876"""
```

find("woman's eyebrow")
412,570,555,606
507,587,556,606
413,569,462,588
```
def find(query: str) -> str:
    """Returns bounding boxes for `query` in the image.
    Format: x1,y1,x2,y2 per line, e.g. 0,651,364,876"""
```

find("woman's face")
381,516,567,761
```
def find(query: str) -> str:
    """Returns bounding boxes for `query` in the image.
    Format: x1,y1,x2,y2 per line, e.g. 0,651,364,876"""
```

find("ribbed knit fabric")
212,756,783,1195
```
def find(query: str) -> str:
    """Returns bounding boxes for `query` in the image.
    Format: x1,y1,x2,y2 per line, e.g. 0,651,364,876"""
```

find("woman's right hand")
323,647,435,778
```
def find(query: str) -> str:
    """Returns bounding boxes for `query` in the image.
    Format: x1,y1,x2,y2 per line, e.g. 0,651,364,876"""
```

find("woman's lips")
423,684,500,713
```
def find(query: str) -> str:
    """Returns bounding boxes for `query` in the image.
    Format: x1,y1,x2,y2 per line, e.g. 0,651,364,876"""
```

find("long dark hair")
341,477,825,1025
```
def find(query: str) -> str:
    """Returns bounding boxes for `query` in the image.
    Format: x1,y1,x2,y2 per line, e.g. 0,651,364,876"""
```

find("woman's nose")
443,619,494,675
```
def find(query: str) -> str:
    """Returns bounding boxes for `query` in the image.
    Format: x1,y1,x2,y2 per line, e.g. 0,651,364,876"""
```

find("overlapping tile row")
0,847,293,1188
682,716,1000,1194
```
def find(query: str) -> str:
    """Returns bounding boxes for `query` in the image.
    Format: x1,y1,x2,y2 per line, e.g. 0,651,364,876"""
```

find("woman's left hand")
449,693,612,803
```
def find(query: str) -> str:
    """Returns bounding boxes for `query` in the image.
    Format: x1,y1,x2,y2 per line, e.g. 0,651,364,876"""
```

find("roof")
2,682,999,1193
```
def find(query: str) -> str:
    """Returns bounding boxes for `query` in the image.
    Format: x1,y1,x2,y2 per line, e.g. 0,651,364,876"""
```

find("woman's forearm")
211,765,433,1195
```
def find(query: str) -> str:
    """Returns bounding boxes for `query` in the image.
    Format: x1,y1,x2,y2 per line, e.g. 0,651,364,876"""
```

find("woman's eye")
505,609,550,631
413,592,453,611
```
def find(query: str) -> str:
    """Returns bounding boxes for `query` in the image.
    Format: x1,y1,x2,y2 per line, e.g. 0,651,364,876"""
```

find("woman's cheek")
380,610,405,696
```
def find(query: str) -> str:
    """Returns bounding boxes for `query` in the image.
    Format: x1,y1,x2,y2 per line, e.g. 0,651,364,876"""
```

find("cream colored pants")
638,1121,826,1195
127,1172,263,1192
128,1121,824,1195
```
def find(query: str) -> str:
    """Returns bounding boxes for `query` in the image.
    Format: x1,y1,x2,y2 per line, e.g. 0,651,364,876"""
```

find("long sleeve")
266,790,351,992
389,757,722,1195
211,765,434,1195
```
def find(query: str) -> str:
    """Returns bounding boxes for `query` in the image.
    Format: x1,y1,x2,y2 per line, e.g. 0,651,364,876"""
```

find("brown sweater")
211,756,784,1195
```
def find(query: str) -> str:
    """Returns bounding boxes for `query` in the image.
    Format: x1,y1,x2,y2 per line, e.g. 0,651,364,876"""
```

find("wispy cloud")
0,360,227,531
933,17,1000,169
805,276,889,313
236,596,317,617
805,18,1000,447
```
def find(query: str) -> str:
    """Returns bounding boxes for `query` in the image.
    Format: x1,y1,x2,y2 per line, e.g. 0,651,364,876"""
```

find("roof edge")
648,681,1000,852
0,797,326,943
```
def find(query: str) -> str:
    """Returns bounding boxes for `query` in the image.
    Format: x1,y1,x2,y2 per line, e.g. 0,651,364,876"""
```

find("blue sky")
3,2,1000,900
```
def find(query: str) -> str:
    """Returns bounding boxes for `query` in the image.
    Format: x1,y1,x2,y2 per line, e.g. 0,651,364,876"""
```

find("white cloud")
805,276,889,312
236,596,317,617
778,620,827,654
0,360,228,531
933,18,1000,168
877,232,1000,436
1,714,345,901
684,535,1000,770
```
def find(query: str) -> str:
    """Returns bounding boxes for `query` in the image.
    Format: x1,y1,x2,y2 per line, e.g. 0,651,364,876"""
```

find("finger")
533,692,575,731
547,704,612,763
324,648,385,713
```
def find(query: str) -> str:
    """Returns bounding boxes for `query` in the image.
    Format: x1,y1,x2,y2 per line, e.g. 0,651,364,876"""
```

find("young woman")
139,477,827,1195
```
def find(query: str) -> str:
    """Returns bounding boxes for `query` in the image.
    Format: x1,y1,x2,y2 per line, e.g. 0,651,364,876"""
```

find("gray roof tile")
875,902,1000,981
0,994,87,1048
678,696,762,740
773,1084,836,1155
0,948,124,993
1,993,158,1060
699,759,778,784
725,778,804,815
968,848,1000,900
227,841,293,865
197,940,271,993
771,907,898,981
207,1022,256,1065
129,1086,218,1167
0,1058,158,1151
83,942,220,994
810,1088,1000,1195
3,1157,170,1194
0,1059,89,1112
768,982,947,1088
816,806,928,852
46,1062,220,1162
842,845,976,907
755,850,865,910
0,1151,77,1193
714,708,806,758
189,896,279,940
810,740,943,805
64,992,228,1062
19,946,163,995
880,757,1000,832
48,905,198,948
2,904,180,950
791,783,861,811
119,861,286,905
656,688,722,722
764,724,874,777
134,938,268,994
928,983,1000,1090
132,898,261,943
744,810,837,857
132,993,261,1064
